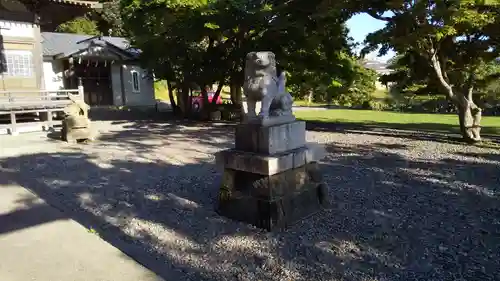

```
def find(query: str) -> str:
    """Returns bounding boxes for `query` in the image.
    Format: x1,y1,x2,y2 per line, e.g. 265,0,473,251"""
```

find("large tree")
97,0,127,37
56,16,100,35
361,0,500,142
120,0,369,116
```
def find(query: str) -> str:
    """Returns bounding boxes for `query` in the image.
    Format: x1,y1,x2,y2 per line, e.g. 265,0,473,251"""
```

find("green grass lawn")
154,81,232,102
154,81,170,101
294,109,500,136
293,100,329,107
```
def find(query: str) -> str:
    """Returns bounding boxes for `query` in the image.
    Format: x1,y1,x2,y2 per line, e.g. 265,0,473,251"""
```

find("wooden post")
9,112,18,136
78,77,84,100
41,109,53,132
46,109,53,131
68,57,74,88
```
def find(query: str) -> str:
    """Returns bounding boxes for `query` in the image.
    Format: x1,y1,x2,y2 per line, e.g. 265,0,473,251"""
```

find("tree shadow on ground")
0,121,499,281
305,120,500,147
0,196,68,235
88,107,171,122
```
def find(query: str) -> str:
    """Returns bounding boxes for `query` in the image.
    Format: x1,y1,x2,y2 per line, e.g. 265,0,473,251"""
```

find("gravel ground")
0,120,499,281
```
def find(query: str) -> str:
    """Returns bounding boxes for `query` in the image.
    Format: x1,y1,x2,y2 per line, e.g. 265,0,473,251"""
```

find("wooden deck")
0,89,81,112
0,88,83,135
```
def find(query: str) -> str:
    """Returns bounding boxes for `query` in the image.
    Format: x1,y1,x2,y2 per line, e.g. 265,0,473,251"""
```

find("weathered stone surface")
216,162,328,231
243,114,296,127
242,51,294,120
293,143,327,168
216,66,328,231
223,165,315,199
215,144,326,175
61,94,92,143
65,115,90,128
235,121,306,155
217,182,324,231
61,117,92,143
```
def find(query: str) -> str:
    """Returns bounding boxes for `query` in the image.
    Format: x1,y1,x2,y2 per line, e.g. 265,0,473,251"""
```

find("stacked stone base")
216,120,328,231
61,117,93,143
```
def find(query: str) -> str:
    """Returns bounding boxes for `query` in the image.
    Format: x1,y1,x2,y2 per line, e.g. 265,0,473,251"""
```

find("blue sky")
346,13,395,62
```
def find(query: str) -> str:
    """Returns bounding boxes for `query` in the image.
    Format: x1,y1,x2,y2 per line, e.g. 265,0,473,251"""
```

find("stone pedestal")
215,120,328,231
61,116,93,144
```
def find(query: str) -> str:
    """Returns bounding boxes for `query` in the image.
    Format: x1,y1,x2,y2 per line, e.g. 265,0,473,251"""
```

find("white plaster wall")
0,20,35,38
120,64,155,107
111,64,123,106
42,61,64,91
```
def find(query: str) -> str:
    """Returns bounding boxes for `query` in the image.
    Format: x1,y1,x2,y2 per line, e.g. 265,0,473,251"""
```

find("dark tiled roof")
49,0,102,8
41,32,135,57
362,59,391,75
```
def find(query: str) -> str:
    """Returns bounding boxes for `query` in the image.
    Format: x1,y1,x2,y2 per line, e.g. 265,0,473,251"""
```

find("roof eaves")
54,51,77,59
76,35,102,45
49,0,103,8
103,41,136,59
53,45,130,60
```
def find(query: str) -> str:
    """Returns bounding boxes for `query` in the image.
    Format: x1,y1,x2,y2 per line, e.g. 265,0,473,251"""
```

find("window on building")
3,50,34,77
131,70,140,92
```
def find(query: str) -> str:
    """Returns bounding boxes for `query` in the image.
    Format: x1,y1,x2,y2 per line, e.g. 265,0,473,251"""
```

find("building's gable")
61,43,126,61
362,59,392,75
42,32,139,61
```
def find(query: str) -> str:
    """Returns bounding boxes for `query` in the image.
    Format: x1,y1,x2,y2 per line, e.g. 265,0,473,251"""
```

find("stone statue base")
61,116,93,144
60,93,93,144
243,114,296,127
215,120,329,231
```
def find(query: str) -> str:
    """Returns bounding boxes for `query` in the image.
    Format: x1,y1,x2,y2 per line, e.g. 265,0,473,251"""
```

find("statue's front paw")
246,112,257,119
258,112,269,119
271,109,283,116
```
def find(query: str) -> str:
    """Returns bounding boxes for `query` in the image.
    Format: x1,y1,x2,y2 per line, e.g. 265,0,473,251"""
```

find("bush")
418,98,455,113
361,100,388,111
216,104,241,121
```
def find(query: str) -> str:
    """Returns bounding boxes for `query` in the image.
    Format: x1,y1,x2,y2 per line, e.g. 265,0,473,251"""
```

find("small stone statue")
64,93,90,118
61,93,92,143
243,51,294,123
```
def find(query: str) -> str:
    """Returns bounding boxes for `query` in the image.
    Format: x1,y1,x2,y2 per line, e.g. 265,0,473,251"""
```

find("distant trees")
96,0,127,37
56,0,500,143
361,0,500,142
119,0,378,115
55,16,100,35
55,1,126,37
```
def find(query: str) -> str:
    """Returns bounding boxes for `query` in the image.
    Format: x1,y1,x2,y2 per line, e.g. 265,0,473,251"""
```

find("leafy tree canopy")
55,16,100,35
360,0,500,142
96,0,127,37
120,0,375,114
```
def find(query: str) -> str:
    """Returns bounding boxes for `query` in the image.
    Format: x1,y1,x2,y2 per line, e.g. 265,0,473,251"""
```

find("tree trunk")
200,86,210,120
208,83,224,119
167,81,179,115
236,86,242,104
211,82,224,105
201,86,210,107
230,84,237,104
455,92,482,143
230,82,242,105
307,89,314,105
178,82,190,117
429,49,482,142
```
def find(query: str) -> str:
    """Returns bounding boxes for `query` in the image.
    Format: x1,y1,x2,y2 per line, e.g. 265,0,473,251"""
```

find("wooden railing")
0,87,84,111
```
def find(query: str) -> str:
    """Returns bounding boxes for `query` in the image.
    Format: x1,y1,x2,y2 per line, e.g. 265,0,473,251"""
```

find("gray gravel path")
0,120,499,281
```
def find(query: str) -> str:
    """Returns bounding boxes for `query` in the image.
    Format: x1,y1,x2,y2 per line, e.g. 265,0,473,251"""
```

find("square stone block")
215,143,326,176
235,121,306,155
217,184,325,231
217,162,328,231
66,128,92,141
226,165,313,199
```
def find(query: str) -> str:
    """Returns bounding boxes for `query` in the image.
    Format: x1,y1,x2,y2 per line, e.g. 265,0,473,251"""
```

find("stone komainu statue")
243,51,293,120
61,93,92,143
